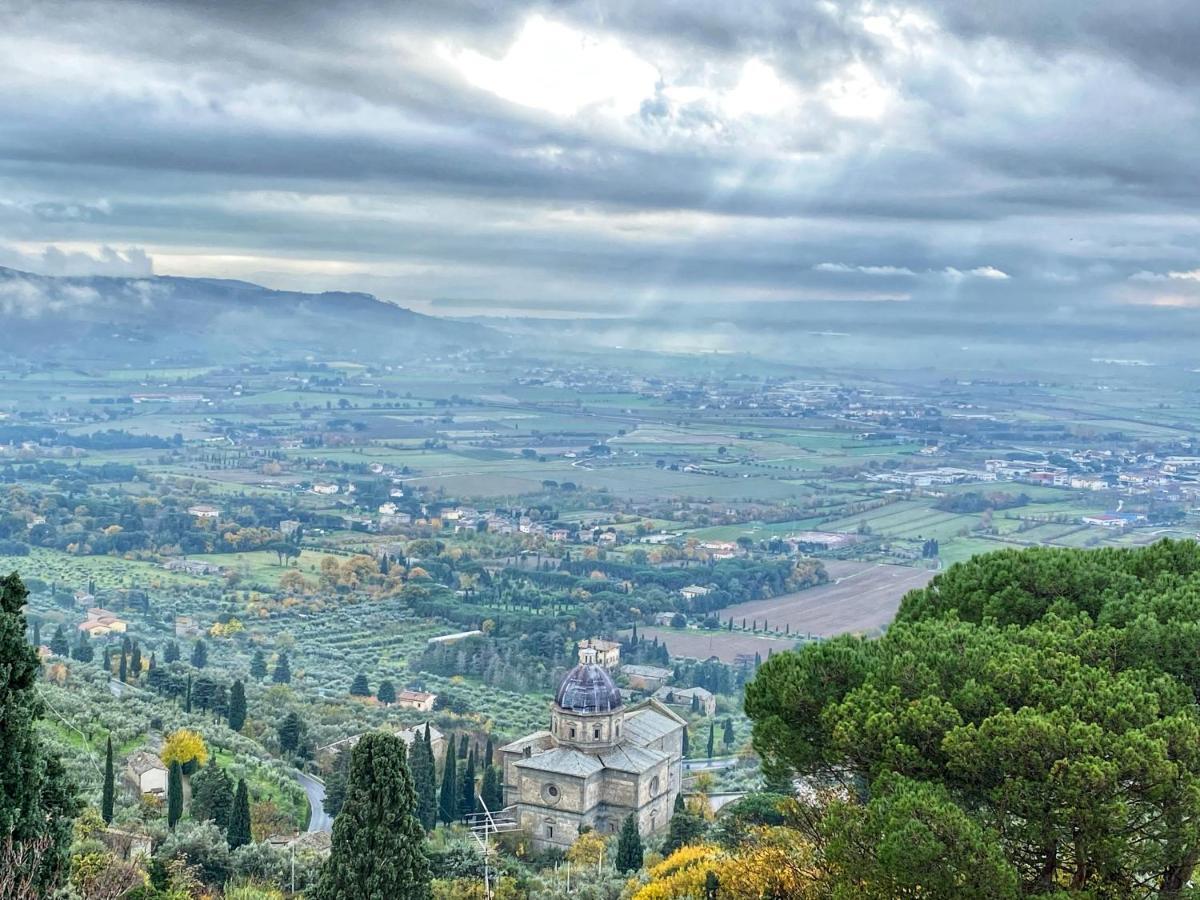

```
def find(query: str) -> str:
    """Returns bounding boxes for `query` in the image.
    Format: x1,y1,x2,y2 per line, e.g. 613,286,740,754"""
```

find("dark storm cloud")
2,0,1200,322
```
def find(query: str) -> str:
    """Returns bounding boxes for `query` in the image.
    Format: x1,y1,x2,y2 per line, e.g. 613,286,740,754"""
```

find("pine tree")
101,736,115,824
707,721,715,759
408,726,437,831
350,673,370,696
314,732,431,900
272,650,291,684
118,650,127,683
167,761,184,829
616,813,644,873
228,679,247,731
129,641,141,678
459,749,476,820
49,624,69,656
438,736,458,824
376,680,396,705
191,639,208,668
249,648,267,679
228,778,251,850
278,710,303,756
191,760,234,831
72,631,94,662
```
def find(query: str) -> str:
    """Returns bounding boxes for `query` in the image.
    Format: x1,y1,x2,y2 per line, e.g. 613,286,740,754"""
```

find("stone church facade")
498,649,687,850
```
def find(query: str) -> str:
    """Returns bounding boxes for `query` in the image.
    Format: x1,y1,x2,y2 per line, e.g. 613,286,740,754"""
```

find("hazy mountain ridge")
0,266,503,364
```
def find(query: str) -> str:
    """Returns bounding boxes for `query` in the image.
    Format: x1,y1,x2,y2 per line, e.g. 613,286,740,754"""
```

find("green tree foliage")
191,761,234,832
228,778,252,850
0,573,77,893
407,726,438,831
615,813,643,873
314,732,431,900
72,630,93,662
662,795,705,854
278,711,303,757
706,720,715,759
746,541,1200,897
438,737,457,825
459,748,476,819
191,639,208,668
272,650,291,684
49,623,69,656
129,640,141,678
479,765,503,814
349,673,370,697
228,679,247,731
167,761,184,829
324,747,352,819
249,648,267,679
101,735,115,824
376,679,396,705
723,718,734,748
164,640,181,663
118,649,127,682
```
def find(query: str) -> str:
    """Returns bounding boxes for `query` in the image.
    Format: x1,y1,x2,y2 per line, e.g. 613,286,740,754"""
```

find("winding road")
295,772,332,833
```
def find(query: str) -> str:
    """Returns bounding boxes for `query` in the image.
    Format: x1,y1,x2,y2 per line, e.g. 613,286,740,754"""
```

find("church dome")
554,662,622,713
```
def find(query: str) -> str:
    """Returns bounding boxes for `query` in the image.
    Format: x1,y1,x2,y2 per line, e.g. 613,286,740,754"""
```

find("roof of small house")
125,750,166,776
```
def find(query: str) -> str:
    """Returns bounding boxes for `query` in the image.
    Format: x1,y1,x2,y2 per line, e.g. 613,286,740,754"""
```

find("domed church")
498,648,687,849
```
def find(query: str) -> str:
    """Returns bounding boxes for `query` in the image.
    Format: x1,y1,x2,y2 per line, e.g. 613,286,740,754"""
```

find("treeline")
933,490,1030,513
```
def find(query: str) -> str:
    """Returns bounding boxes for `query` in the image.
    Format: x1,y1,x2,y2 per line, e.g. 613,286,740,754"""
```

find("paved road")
295,772,332,833
684,756,737,772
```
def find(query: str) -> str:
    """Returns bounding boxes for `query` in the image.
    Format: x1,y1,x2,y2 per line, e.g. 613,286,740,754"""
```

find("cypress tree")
118,650,127,683
408,726,437,831
350,673,370,696
31,618,40,648
49,624,69,656
706,721,715,759
249,648,267,679
723,718,734,748
191,639,208,668
164,640,180,663
103,645,112,672
616,813,644,873
663,795,704,854
101,735,115,824
480,765,503,813
129,641,141,678
682,727,689,756
185,673,192,713
483,736,494,768
278,711,303,756
272,650,291,684
438,736,457,824
458,733,468,757
148,652,156,670
459,749,476,820
228,778,251,849
228,679,247,731
167,761,183,829
192,760,234,831
72,631,93,662
314,732,431,900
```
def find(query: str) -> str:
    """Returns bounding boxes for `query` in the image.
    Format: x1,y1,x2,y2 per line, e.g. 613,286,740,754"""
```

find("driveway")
295,772,332,833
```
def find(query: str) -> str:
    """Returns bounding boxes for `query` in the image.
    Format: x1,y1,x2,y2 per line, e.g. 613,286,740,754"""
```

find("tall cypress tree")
272,650,291,684
483,736,494,768
616,813,644,873
408,726,437,831
349,673,370,697
228,679,247,731
117,650,127,683
458,733,468,758
706,721,715,759
480,765,503,813
192,760,234,831
459,748,476,820
129,641,141,679
314,732,431,900
72,631,93,662
101,736,115,824
228,778,251,849
191,639,208,668
167,761,183,829
249,648,267,679
438,736,457,824
49,624,69,657
184,673,192,713
31,618,40,648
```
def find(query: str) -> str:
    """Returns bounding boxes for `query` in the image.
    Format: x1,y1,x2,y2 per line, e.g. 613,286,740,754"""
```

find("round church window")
542,782,562,804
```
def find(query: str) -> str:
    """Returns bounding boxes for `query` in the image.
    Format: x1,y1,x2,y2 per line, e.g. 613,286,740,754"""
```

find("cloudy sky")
2,0,1199,319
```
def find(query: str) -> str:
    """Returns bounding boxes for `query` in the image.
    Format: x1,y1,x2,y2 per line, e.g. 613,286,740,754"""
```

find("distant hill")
0,266,503,365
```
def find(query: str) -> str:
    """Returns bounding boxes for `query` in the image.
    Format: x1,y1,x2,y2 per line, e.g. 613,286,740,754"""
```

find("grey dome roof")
555,663,622,713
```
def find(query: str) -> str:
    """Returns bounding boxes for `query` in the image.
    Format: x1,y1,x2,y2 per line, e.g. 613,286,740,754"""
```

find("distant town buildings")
78,607,127,637
577,638,621,669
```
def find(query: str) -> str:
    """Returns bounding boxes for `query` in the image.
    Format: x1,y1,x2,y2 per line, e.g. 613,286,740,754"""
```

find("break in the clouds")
2,0,1200,316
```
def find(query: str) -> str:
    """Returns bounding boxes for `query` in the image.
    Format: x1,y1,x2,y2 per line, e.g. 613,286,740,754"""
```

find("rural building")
73,590,95,607
622,664,673,692
499,649,686,850
785,531,857,551
653,685,716,716
164,558,223,576
395,689,437,712
124,751,168,796
654,612,684,627
279,519,301,536
187,504,221,519
679,585,711,601
577,638,621,669
174,615,204,638
311,483,339,495
78,608,127,637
